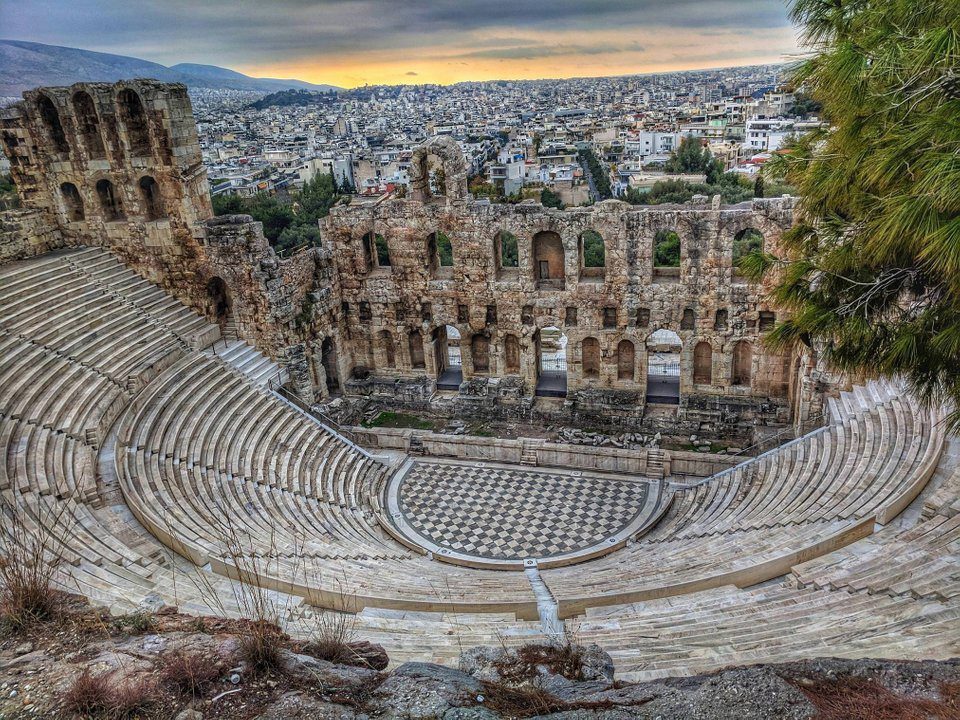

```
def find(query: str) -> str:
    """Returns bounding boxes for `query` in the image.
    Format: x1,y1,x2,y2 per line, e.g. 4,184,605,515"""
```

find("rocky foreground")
0,598,957,719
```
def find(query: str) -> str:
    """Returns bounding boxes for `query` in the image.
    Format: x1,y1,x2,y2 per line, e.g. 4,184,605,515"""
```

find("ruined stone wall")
322,194,799,431
0,208,65,263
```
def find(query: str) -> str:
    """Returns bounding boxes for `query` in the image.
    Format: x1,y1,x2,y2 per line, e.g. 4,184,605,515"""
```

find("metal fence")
647,361,680,376
541,357,568,372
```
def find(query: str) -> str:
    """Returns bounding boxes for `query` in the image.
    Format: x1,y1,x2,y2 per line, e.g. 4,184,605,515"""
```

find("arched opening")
681,308,695,331
733,228,764,277
205,276,231,328
380,330,395,368
535,326,567,397
321,337,340,394
653,229,681,282
693,341,713,385
715,308,728,330
471,333,490,373
138,176,164,220
432,325,462,390
504,334,520,374
579,229,605,282
117,88,151,156
582,337,601,379
646,329,681,405
95,179,124,221
408,329,425,370
495,230,519,280
617,339,635,381
60,183,84,221
71,91,105,158
533,231,565,290
363,231,390,272
732,340,753,387
37,95,68,155
426,231,453,279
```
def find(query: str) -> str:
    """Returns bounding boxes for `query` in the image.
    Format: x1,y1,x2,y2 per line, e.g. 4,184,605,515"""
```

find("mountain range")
0,39,339,96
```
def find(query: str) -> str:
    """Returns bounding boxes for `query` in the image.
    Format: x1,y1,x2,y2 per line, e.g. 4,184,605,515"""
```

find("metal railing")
541,357,567,372
647,361,680,376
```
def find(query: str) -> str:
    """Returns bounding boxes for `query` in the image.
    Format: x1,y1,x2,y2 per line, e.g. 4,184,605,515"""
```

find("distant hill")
247,88,338,110
0,40,339,96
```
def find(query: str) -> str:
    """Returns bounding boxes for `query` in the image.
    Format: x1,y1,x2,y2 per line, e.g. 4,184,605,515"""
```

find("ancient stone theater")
0,80,956,676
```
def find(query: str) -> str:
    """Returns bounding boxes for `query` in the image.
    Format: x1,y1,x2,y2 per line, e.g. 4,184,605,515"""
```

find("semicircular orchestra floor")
384,459,658,568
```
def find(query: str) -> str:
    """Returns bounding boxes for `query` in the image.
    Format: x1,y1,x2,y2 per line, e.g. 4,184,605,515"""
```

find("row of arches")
59,175,165,222
36,87,152,160
360,227,767,284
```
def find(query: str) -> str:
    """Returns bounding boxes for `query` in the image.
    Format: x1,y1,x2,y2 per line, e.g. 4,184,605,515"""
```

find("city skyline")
2,0,803,88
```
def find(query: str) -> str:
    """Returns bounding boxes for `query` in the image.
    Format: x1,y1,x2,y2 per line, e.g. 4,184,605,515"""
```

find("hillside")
0,39,339,96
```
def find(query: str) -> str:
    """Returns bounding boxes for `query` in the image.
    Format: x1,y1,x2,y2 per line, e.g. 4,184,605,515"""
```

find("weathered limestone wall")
0,208,65,262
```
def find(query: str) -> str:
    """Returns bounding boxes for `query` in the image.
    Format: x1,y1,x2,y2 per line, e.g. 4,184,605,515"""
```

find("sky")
2,0,804,88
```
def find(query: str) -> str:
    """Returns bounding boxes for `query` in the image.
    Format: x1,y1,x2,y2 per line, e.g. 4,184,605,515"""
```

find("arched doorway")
321,337,340,394
646,329,681,404
206,276,231,328
432,325,462,390
532,231,565,290
535,326,567,397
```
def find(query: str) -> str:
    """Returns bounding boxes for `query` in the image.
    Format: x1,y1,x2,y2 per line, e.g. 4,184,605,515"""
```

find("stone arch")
646,328,682,404
408,329,426,369
60,182,84,221
379,330,395,368
37,94,68,155
117,88,151,156
579,229,605,281
408,135,468,202
681,308,695,331
732,340,753,386
617,339,635,381
138,176,164,220
581,337,601,379
533,230,565,289
95,178,124,221
71,90,105,158
471,333,490,373
504,334,520,374
535,326,567,397
205,276,231,326
693,341,713,385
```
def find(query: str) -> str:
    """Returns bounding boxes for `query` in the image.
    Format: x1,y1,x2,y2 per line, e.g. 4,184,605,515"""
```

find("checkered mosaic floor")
398,461,649,560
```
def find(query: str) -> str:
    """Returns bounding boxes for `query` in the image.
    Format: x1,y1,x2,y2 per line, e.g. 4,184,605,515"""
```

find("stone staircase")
520,438,539,466
645,448,664,479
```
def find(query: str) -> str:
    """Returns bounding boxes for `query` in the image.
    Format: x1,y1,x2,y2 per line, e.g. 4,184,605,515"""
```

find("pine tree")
749,0,960,427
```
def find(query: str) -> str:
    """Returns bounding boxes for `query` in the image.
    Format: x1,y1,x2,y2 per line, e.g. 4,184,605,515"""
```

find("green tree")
581,229,605,267
540,187,564,209
436,231,453,266
750,0,960,427
654,230,681,267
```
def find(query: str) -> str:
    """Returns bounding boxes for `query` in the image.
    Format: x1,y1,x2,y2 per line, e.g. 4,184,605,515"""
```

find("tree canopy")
749,0,960,427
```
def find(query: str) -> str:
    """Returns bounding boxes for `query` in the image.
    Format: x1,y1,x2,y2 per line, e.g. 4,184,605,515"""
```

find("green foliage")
436,231,453,266
499,231,519,267
626,173,753,206
788,92,823,117
374,233,391,266
0,174,19,210
540,187,564,209
211,172,340,253
733,229,764,267
663,135,725,183
760,0,960,428
581,229,605,267
362,412,434,430
247,88,337,111
654,230,681,267
578,148,613,199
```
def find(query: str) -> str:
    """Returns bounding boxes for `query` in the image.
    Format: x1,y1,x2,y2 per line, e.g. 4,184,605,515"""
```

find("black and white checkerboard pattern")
398,461,648,560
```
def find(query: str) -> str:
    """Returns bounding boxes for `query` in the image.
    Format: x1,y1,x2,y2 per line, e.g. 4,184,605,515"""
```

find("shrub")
239,619,287,675
304,611,357,665
161,651,224,697
62,668,160,719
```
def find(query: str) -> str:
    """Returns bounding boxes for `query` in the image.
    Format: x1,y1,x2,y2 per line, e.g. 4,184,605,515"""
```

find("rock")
175,710,204,720
299,640,389,671
458,647,503,683
12,643,33,657
368,662,482,719
278,650,380,694
254,691,359,719
577,645,615,683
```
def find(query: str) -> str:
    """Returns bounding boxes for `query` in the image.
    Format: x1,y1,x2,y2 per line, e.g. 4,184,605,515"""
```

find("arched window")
732,340,753,386
60,183,84,221
579,229,605,281
733,228,764,268
681,308,695,331
694,342,713,384
504,334,520,374
37,95,68,154
715,308,728,330
636,307,650,328
496,231,519,277
363,232,390,271
426,231,453,278
380,330,395,368
533,231,565,289
95,179,123,221
653,229,680,267
582,337,601,379
117,88,151,156
408,329,425,369
617,339,635,381
471,334,490,373
206,276,231,325
138,176,164,220
71,91,105,158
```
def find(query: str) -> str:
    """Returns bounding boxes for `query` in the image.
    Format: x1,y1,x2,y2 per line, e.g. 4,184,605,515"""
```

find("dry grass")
62,668,161,719
0,496,71,631
478,681,571,718
302,610,359,665
790,676,960,720
160,650,225,697
494,642,586,683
